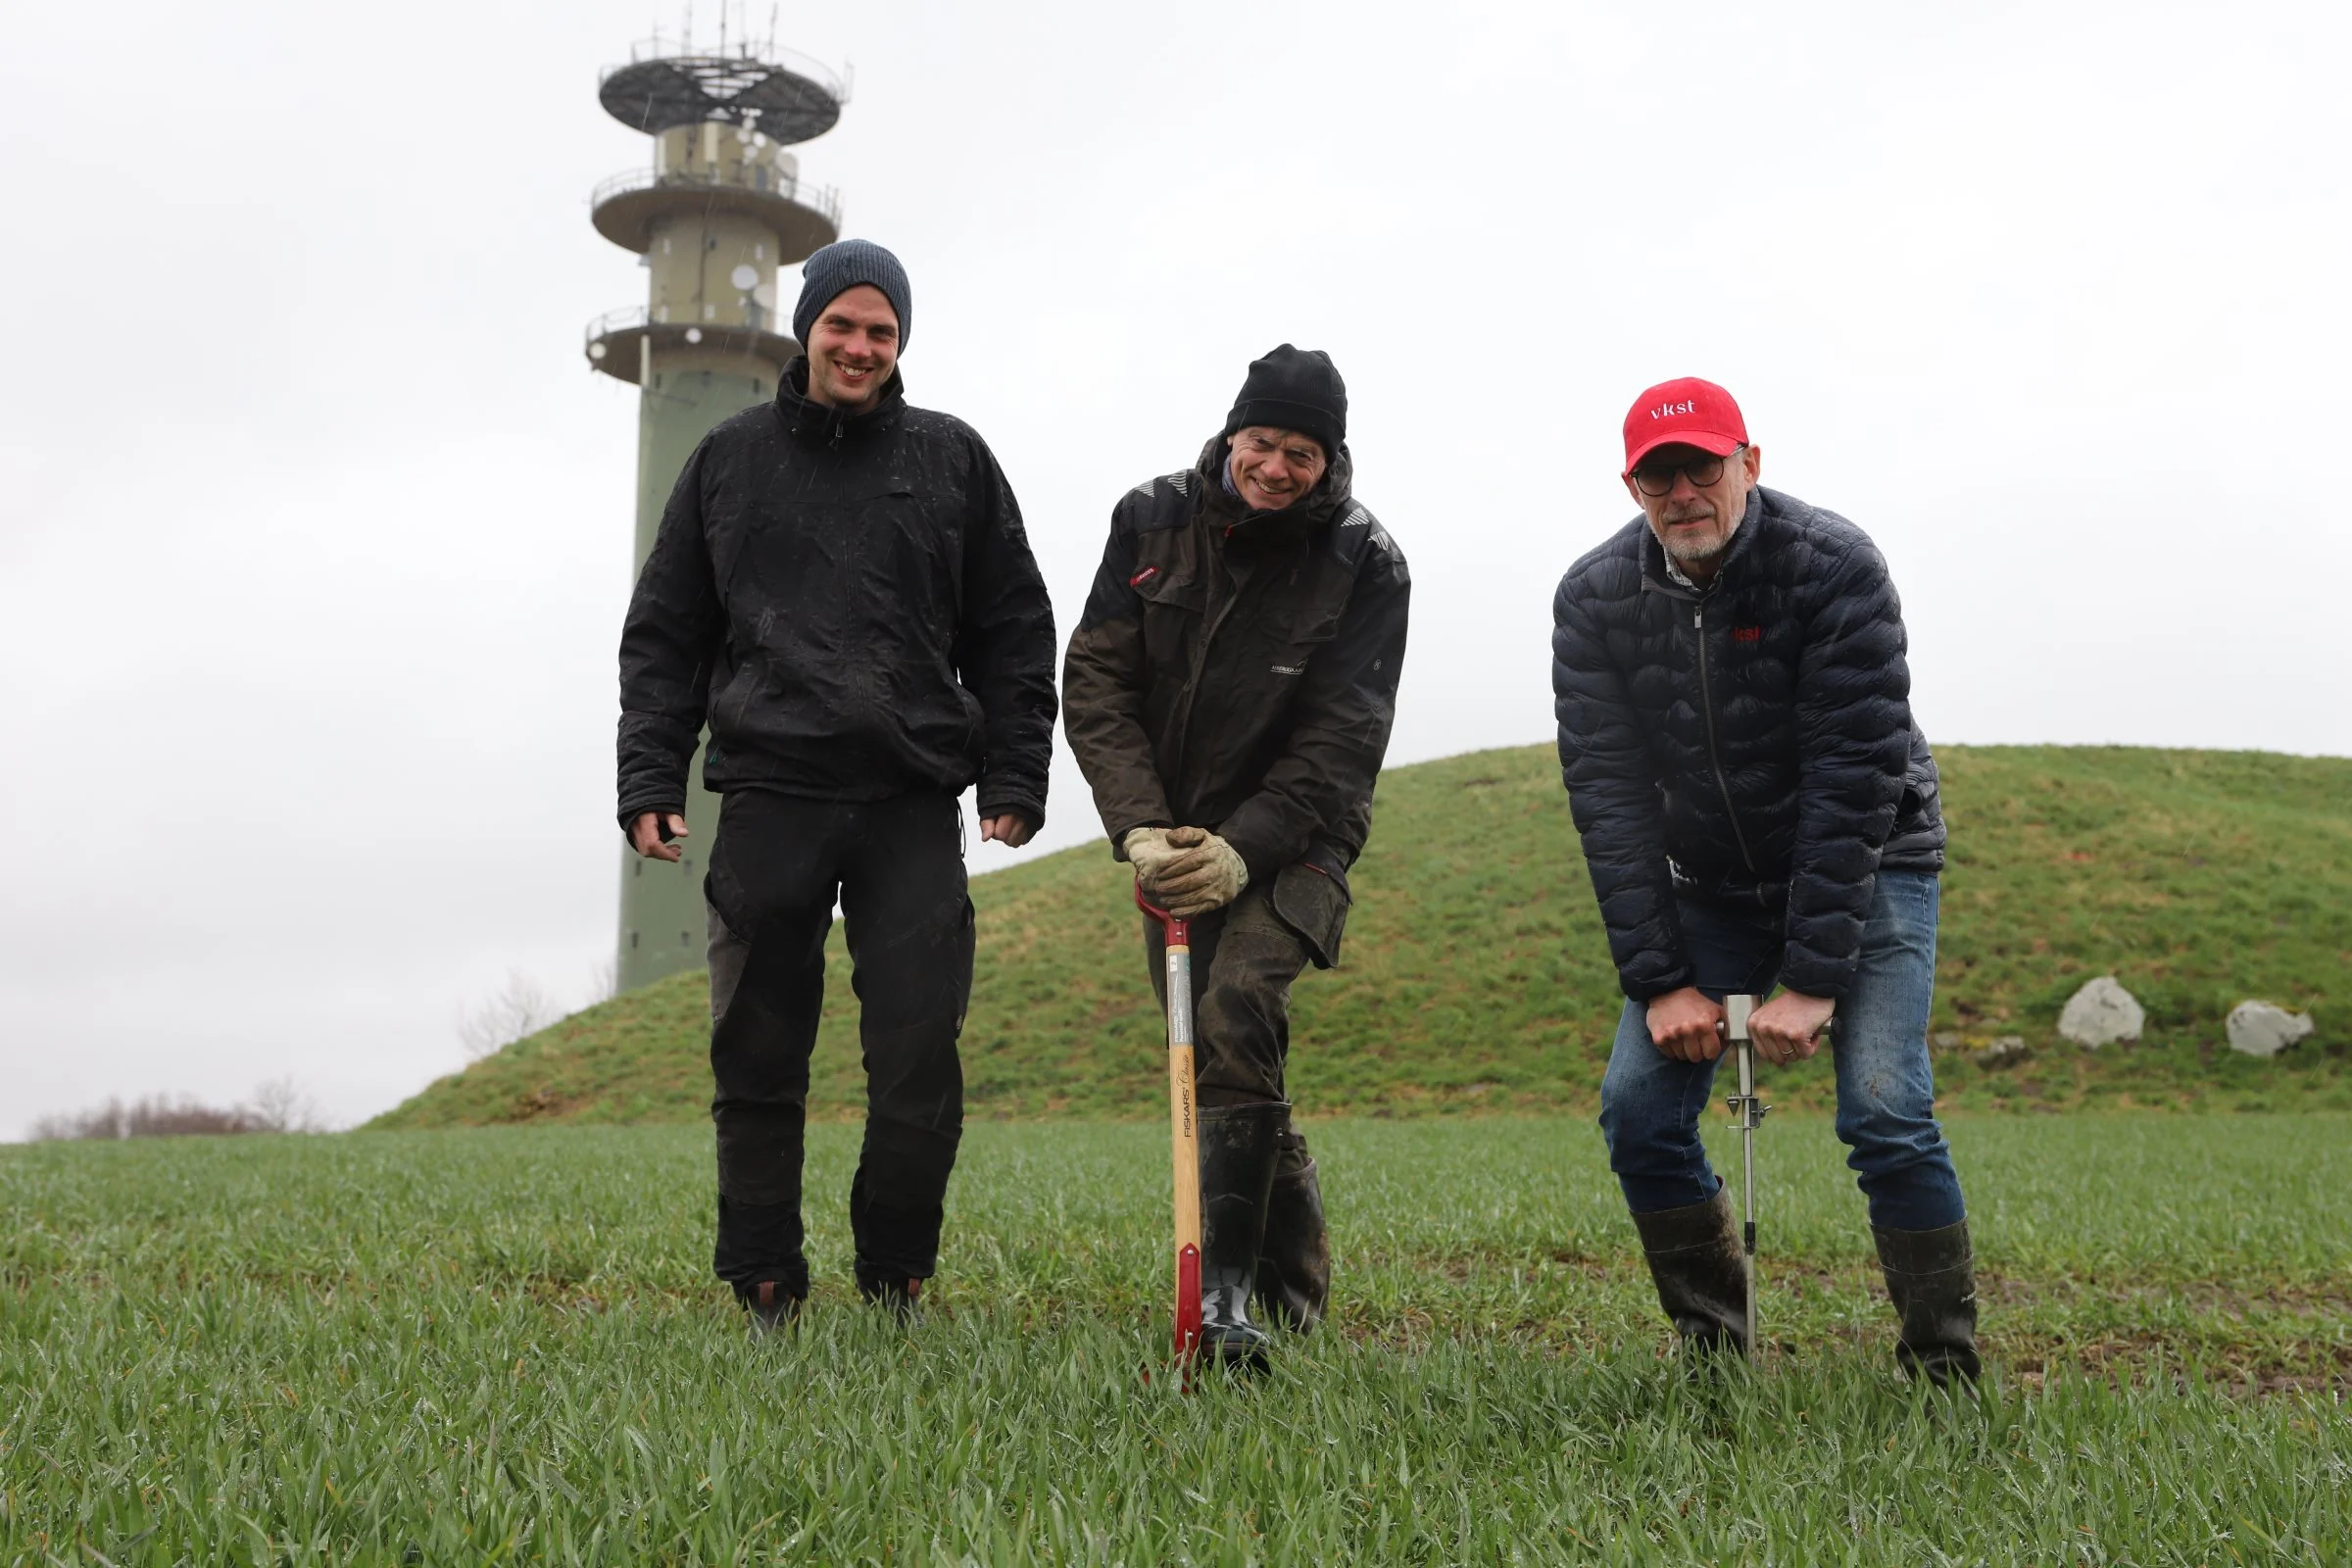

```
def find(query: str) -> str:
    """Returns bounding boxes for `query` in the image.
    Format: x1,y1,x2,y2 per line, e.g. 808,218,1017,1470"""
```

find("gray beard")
1662,533,1726,564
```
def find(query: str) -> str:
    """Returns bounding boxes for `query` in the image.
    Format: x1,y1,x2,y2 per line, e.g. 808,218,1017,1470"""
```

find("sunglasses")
1632,445,1746,497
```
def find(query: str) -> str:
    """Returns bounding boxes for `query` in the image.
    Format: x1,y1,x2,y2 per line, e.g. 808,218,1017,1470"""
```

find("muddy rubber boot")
1198,1102,1284,1372
1630,1186,1749,1361
738,1278,804,1335
1254,1119,1330,1334
1874,1220,1982,1388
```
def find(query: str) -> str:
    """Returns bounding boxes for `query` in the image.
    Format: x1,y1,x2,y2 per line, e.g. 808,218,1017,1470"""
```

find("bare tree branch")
457,970,563,1062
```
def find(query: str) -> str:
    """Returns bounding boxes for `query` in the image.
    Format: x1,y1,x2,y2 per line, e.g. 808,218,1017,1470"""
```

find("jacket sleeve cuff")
616,797,686,834
975,796,1045,834
1775,935,1857,999
1622,964,1696,1004
1106,818,1173,861
1774,960,1852,1002
1217,825,1285,888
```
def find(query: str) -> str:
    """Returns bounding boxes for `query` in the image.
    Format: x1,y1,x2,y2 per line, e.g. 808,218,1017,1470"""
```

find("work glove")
1123,826,1182,886
1147,826,1250,917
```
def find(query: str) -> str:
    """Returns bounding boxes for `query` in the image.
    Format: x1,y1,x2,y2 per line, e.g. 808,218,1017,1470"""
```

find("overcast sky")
2,0,2346,1138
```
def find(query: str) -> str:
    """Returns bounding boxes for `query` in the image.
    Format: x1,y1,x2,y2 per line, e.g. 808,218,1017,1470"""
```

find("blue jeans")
1596,871,1966,1233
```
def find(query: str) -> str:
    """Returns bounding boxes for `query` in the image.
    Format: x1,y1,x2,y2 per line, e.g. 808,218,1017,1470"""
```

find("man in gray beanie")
619,239,1057,1329
790,237,913,373
1063,345,1412,1368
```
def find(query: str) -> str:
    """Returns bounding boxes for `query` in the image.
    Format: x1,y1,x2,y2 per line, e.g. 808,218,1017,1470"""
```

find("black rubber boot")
737,1278,803,1335
1254,1118,1330,1334
1874,1220,1982,1388
856,1270,924,1324
714,1194,810,1308
1630,1186,1749,1360
1198,1102,1284,1371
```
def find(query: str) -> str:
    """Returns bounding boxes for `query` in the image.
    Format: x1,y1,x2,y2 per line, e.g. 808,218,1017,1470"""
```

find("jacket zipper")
1691,602,1759,875
1169,537,1246,780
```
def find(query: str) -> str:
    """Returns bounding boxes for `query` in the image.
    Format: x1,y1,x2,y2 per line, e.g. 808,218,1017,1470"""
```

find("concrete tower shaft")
586,38,850,992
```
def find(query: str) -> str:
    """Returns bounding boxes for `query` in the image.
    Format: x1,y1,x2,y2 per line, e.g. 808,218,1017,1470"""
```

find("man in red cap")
1549,377,1979,1384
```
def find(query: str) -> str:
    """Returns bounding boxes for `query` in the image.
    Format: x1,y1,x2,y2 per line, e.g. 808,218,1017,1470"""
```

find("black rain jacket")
616,360,1057,830
1550,486,1945,1003
1062,436,1410,954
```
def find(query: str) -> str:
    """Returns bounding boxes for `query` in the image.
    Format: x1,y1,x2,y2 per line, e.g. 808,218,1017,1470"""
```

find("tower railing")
609,39,852,105
585,305,652,345
584,304,792,350
590,166,844,226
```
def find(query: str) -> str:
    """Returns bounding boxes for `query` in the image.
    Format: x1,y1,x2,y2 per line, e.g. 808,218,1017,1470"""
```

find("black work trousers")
1144,881,1308,1108
1140,864,1349,1110
704,789,973,1299
1142,870,1346,1186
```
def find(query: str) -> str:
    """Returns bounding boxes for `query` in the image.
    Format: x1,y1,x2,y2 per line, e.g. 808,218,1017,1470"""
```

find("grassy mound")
373,745,2350,1128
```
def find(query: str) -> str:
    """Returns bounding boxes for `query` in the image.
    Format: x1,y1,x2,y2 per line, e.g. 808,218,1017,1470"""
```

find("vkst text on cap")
1621,377,1747,476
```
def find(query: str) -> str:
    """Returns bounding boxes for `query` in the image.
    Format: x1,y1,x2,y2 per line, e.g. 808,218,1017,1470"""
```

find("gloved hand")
1123,826,1181,886
1149,826,1250,917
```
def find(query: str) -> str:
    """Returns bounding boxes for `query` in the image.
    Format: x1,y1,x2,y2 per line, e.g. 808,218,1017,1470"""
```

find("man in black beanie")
618,238,1057,1328
1063,345,1411,1367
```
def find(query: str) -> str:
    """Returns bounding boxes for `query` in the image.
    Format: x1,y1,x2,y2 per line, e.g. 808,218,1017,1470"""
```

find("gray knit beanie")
792,239,912,350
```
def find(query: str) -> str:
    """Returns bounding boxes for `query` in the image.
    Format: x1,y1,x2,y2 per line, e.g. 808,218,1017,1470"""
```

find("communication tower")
586,29,850,991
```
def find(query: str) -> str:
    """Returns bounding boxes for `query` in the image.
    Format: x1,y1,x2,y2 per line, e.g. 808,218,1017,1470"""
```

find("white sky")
3,0,2346,1138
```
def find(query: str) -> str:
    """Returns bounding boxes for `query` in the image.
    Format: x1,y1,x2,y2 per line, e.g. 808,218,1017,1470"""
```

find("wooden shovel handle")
1140,882,1202,1366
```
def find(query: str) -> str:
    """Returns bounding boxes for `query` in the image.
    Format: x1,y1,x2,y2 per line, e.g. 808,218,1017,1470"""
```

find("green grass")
5,1117,2348,1562
374,744,2352,1129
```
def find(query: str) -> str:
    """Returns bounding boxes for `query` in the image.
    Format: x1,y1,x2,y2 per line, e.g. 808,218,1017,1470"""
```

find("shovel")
1137,884,1203,1379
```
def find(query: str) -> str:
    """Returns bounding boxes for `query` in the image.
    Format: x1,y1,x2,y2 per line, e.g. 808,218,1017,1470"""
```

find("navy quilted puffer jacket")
1550,486,1945,1003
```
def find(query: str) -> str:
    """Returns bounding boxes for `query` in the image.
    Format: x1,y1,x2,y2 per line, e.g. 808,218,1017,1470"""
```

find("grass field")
374,745,2352,1130
6,1116,2347,1563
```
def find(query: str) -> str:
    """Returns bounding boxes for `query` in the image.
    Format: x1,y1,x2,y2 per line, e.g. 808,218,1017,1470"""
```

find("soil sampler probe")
1724,993,1770,1357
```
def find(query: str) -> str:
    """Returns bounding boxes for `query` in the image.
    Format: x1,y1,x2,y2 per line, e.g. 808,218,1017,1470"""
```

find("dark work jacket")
1061,437,1410,960
616,360,1057,830
1550,486,1945,1003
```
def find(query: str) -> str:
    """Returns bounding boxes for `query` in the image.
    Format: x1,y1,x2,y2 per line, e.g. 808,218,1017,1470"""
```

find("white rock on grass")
1973,1036,2030,1068
2058,975,2144,1048
2226,1002,2314,1057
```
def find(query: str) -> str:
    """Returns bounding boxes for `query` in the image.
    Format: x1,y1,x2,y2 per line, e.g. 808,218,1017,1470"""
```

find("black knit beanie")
793,239,912,350
1223,344,1347,456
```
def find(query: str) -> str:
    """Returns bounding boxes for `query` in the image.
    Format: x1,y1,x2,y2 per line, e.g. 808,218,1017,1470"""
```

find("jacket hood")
1192,431,1356,542
776,355,907,448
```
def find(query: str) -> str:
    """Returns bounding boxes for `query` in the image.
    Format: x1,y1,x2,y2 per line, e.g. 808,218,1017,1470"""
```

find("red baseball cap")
1622,377,1748,476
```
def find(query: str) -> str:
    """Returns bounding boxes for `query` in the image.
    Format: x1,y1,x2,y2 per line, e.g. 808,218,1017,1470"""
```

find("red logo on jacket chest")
1732,623,1763,643
1129,565,1160,588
